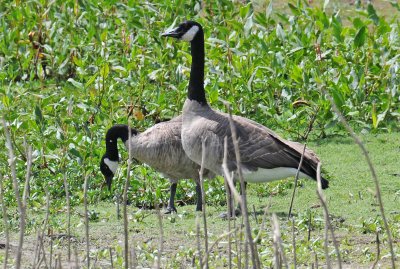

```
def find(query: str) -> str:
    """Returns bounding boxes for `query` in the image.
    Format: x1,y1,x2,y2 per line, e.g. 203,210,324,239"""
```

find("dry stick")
123,124,133,269
49,237,53,268
222,137,244,269
83,172,90,268
36,234,49,269
33,230,41,267
109,247,114,269
205,227,239,257
2,116,32,269
371,231,380,269
316,163,331,269
224,103,259,269
316,163,342,269
253,206,271,247
155,201,164,269
74,245,79,269
63,166,72,261
131,247,137,269
35,185,51,269
271,213,289,269
200,138,209,269
323,91,396,268
222,140,232,269
0,173,10,269
292,218,297,269
288,144,307,218
196,213,203,269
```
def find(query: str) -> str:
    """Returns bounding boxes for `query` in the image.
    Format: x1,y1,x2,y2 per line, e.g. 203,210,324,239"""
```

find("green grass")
2,132,399,267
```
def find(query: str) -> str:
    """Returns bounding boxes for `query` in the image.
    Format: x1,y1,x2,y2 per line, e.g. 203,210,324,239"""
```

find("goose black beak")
161,27,181,38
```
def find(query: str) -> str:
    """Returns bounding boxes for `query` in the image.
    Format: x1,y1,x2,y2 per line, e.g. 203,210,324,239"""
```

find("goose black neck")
188,30,207,105
105,125,136,161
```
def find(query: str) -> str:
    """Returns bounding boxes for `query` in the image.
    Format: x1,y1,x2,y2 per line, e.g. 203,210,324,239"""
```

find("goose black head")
162,21,203,42
100,155,118,191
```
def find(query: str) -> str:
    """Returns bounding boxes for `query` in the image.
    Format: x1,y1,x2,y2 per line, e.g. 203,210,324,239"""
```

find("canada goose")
99,115,215,213
162,21,329,197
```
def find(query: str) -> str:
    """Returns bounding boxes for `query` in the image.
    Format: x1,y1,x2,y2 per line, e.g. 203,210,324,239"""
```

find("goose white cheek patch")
181,25,199,42
104,158,119,174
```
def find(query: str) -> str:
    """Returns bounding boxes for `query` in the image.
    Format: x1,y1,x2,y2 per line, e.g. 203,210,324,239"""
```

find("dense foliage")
0,0,399,208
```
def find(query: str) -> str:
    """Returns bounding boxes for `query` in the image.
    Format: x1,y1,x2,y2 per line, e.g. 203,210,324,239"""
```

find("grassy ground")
1,132,399,268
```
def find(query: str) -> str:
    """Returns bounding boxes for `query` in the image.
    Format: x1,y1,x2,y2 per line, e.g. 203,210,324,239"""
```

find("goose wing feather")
192,109,320,178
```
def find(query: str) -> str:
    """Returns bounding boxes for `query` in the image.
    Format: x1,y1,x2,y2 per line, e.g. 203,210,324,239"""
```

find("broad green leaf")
354,26,366,48
288,3,300,16
372,103,377,129
100,63,110,79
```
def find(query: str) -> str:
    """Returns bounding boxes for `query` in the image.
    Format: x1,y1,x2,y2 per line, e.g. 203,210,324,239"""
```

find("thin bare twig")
288,144,307,218
83,172,90,269
63,164,72,261
320,76,395,269
2,116,32,269
200,138,209,269
155,200,164,269
222,139,232,269
224,102,259,269
271,213,289,269
123,118,133,269
204,227,239,258
196,213,203,269
0,172,10,269
291,218,297,269
371,231,380,269
316,162,342,268
109,247,114,269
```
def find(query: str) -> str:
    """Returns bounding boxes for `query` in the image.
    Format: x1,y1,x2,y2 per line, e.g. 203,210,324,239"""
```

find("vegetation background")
0,0,399,268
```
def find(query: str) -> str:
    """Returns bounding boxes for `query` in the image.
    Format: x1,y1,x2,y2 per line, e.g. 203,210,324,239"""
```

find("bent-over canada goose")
99,115,215,213
162,21,329,196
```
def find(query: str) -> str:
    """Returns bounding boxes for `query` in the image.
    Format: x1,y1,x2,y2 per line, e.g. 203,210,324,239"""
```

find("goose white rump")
242,167,310,183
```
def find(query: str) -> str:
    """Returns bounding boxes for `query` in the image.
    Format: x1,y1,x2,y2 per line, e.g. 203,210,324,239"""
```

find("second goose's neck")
105,125,131,161
188,32,207,105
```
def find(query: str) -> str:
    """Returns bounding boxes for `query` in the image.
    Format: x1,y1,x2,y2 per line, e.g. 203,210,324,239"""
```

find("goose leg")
220,181,247,219
219,179,235,219
165,183,178,214
195,182,202,211
235,181,248,216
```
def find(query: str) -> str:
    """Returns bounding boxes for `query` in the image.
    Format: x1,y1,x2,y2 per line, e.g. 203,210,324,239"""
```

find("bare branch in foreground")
288,144,307,218
200,138,209,269
316,162,342,269
2,116,32,269
123,120,133,269
154,200,164,269
63,163,72,261
224,102,260,269
323,88,396,268
271,213,288,269
196,213,203,269
0,172,10,269
83,172,90,269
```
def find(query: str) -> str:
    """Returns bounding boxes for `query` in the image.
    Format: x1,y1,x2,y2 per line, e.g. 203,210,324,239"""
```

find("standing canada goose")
162,21,329,199
99,115,215,213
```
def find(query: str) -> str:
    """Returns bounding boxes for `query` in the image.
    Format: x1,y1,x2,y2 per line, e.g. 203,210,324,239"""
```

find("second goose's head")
162,20,203,42
100,125,138,191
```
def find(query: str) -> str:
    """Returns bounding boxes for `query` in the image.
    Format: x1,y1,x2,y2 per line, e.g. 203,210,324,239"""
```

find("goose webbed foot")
164,206,177,214
219,208,241,220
